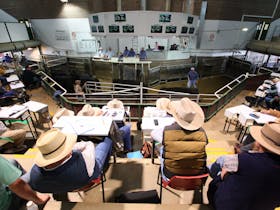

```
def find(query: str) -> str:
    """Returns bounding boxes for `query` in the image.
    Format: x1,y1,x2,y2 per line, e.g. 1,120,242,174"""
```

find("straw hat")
169,97,205,131
52,108,74,124
35,128,77,167
250,123,280,155
156,98,172,114
77,104,103,116
107,99,124,109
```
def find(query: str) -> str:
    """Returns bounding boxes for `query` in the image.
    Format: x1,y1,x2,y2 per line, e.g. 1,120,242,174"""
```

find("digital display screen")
159,14,171,22
151,25,162,33
187,16,194,24
165,26,176,33
109,25,120,33
189,27,195,34
123,25,134,33
92,15,99,23
114,14,126,22
98,25,104,33
91,26,97,33
181,26,188,34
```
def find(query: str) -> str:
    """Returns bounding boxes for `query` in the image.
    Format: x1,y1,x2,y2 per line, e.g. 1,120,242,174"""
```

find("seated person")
73,80,84,94
207,123,280,210
123,47,129,57
26,128,112,193
104,47,115,59
0,121,26,153
22,66,41,89
127,48,136,57
3,54,13,63
139,48,147,60
152,97,208,181
104,99,132,152
0,80,16,98
0,156,50,210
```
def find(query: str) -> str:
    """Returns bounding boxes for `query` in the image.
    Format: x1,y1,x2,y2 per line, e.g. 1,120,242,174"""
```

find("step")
43,201,212,210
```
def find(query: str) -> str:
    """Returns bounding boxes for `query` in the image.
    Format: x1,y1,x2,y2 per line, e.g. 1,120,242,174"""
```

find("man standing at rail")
187,67,199,88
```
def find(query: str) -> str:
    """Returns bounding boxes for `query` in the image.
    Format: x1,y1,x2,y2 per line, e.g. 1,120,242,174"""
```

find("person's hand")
35,193,50,205
221,168,228,180
260,109,270,114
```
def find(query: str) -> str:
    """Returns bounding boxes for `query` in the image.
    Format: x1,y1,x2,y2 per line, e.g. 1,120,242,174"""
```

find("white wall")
6,23,29,41
0,9,17,22
200,20,257,50
266,18,280,41
0,23,10,43
31,18,93,53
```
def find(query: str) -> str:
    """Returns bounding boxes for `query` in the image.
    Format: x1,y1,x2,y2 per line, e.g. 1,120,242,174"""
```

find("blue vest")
212,152,280,210
30,151,92,193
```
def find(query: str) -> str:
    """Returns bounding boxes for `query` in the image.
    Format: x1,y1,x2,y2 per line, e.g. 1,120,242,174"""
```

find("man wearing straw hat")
207,123,280,210
152,97,208,181
26,128,112,193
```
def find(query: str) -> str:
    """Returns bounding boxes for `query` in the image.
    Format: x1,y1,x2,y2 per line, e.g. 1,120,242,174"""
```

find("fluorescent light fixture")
60,0,68,2
27,47,33,50
242,27,248,32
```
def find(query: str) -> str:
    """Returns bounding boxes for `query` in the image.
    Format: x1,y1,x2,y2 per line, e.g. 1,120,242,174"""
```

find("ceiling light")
242,27,248,32
60,0,68,3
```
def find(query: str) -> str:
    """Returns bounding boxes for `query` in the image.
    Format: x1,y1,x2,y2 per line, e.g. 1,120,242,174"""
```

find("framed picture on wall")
109,25,120,33
115,14,126,22
151,25,163,33
187,16,194,24
159,14,171,22
98,25,104,33
181,26,188,34
189,27,195,34
165,26,176,33
91,26,97,33
92,15,99,23
123,25,134,33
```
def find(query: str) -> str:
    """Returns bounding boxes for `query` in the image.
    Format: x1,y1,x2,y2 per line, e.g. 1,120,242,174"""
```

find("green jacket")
163,123,208,176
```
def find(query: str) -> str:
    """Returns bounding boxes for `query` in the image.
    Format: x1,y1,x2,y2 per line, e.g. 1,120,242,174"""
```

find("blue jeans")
91,137,112,179
187,80,197,88
120,124,132,150
160,147,170,181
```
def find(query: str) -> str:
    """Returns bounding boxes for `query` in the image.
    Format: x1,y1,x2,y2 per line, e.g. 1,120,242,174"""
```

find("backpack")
140,141,153,158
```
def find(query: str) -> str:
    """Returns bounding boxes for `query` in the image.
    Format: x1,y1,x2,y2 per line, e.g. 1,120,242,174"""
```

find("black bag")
115,189,160,203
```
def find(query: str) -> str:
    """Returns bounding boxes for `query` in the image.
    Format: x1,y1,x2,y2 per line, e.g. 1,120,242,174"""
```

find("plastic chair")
157,168,208,203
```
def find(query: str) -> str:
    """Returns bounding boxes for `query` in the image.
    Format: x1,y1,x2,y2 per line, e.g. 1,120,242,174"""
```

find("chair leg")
200,185,203,204
101,173,105,202
159,173,163,203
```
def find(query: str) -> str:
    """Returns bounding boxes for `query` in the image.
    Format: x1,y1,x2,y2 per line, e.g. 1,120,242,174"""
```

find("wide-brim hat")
77,104,103,116
250,123,280,155
169,97,205,131
107,99,124,109
35,128,77,167
156,98,172,114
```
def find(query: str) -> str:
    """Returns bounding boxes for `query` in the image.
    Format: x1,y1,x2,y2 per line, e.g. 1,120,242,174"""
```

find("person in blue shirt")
3,54,13,63
139,48,147,60
123,46,129,57
187,67,199,88
127,48,136,57
105,47,115,59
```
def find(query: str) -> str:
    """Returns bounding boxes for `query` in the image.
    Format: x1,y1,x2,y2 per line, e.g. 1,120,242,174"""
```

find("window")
98,25,104,33
92,15,99,23
181,26,188,34
109,25,120,33
159,14,171,22
151,25,162,33
115,14,126,22
189,27,195,34
91,26,97,33
166,26,176,33
187,16,194,24
123,25,134,33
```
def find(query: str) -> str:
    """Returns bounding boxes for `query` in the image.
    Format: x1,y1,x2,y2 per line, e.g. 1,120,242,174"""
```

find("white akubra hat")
250,123,280,155
156,98,172,114
107,99,124,109
169,97,205,131
77,104,103,116
35,128,77,167
52,108,74,124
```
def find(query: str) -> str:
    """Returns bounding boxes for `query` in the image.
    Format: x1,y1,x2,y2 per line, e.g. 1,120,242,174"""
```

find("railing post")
140,82,143,105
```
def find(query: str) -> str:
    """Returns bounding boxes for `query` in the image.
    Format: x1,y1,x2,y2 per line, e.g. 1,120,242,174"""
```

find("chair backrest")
162,173,209,191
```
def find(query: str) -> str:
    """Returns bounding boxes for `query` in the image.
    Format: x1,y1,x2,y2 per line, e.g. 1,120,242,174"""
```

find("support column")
196,1,207,49
140,0,146,10
117,0,122,11
165,0,171,11
185,0,194,14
